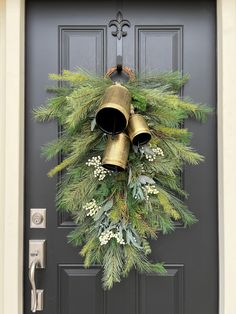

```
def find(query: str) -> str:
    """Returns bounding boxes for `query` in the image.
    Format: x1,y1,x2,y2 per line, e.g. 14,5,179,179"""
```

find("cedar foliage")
34,69,211,289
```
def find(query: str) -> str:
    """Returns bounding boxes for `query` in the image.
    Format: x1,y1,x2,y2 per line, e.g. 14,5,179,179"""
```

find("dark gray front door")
25,0,218,313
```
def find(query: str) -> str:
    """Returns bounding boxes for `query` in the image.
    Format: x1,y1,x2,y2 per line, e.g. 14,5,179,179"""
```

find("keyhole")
32,213,43,225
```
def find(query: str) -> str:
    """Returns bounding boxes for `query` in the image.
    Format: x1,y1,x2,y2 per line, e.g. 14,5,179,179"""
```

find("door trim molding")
217,1,236,313
0,0,25,313
0,0,235,313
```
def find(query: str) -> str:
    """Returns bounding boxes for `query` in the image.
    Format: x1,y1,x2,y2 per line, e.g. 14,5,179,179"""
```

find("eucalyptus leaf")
128,167,132,185
138,175,155,185
126,230,142,249
132,145,139,154
137,187,145,200
130,227,142,243
91,118,96,131
107,221,116,230
94,207,106,221
132,183,137,198
103,199,113,212
142,144,155,155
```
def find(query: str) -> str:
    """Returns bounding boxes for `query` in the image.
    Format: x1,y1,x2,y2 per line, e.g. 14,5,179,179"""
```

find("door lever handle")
29,259,39,312
29,240,46,312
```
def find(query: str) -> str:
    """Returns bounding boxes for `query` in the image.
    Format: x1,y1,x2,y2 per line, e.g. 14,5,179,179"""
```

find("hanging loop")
105,66,136,82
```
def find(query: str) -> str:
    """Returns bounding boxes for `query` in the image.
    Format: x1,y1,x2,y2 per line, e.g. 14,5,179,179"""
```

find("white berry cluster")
140,163,145,173
86,156,110,181
143,184,159,200
83,199,101,217
152,147,164,157
99,229,125,246
142,146,164,161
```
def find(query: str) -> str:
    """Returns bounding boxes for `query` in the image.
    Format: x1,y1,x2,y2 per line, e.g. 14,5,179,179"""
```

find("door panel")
136,26,182,73
25,1,217,313
60,26,107,77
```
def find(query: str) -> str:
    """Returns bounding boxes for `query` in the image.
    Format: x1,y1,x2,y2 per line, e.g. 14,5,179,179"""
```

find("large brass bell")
102,133,130,171
96,84,131,134
127,113,151,146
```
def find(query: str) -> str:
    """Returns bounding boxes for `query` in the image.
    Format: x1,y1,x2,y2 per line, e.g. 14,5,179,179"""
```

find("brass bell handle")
29,259,39,312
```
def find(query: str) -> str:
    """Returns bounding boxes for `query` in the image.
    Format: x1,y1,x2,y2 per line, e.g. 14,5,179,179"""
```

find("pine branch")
161,139,204,165
48,69,89,83
34,68,210,290
128,71,189,92
41,136,73,160
152,125,192,143
102,241,124,289
33,95,68,122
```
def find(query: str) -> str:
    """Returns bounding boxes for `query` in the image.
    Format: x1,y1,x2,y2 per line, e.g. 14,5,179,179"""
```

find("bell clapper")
112,116,116,140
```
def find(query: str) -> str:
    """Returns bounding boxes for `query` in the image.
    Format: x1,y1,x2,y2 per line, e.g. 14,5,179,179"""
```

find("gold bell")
96,84,131,134
127,113,151,146
102,133,130,172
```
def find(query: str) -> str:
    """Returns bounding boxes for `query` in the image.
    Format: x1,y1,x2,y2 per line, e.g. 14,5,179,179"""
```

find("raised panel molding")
58,265,137,314
59,25,107,74
139,264,184,314
58,264,104,314
57,212,76,227
135,26,186,228
135,26,183,73
58,264,184,314
57,26,107,226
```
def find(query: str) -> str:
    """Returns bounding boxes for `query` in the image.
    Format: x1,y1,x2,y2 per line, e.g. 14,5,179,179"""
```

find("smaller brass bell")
127,113,151,146
96,84,131,134
102,133,130,172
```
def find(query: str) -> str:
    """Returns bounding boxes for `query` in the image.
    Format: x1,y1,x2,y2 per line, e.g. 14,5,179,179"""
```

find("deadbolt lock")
30,208,46,228
32,213,43,225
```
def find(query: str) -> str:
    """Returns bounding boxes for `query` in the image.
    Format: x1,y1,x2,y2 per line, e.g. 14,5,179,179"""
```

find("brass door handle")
29,259,39,312
28,240,46,312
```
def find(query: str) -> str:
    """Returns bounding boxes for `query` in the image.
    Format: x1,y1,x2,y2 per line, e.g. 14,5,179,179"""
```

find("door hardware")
29,240,46,312
30,208,46,228
109,11,130,73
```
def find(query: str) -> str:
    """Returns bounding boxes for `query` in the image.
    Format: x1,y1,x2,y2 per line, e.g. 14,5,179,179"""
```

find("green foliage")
34,68,211,290
129,71,189,92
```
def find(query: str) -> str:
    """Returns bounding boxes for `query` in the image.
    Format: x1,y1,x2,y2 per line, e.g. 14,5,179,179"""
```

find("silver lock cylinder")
30,208,46,228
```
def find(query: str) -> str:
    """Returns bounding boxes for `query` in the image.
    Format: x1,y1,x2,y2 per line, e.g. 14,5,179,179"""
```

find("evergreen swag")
34,69,211,289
